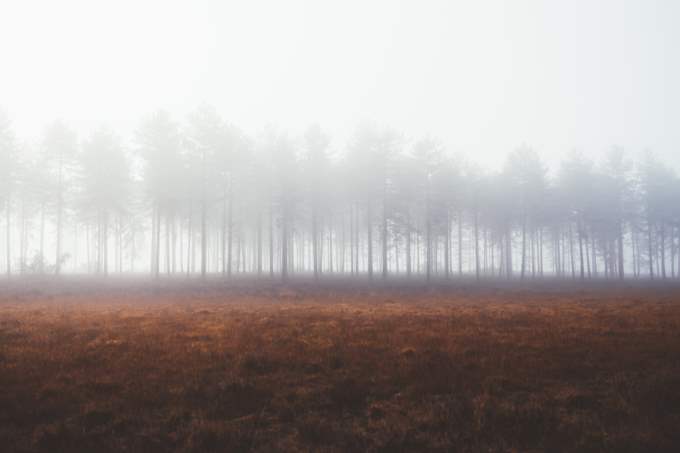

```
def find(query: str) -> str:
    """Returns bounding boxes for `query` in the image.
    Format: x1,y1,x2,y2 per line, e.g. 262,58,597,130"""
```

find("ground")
1,278,679,452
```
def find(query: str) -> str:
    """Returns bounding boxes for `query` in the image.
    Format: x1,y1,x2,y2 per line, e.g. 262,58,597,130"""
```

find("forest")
1,108,677,281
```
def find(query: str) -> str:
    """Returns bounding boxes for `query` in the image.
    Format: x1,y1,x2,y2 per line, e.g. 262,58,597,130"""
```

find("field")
1,278,680,452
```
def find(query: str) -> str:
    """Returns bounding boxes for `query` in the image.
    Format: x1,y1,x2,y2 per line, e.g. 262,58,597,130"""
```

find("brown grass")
1,282,680,452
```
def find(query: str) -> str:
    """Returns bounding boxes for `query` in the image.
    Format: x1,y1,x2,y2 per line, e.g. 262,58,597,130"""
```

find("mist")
1,106,679,280
3,2,680,452
2,0,680,169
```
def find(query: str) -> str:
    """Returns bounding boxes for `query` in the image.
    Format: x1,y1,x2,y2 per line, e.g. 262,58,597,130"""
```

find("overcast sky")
1,0,678,169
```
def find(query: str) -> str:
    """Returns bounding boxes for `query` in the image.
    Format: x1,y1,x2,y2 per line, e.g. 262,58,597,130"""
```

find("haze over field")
1,1,680,281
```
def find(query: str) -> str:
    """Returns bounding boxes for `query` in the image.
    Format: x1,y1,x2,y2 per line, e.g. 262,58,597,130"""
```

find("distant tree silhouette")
1,110,678,281
0,111,16,275
80,128,130,274
43,121,77,274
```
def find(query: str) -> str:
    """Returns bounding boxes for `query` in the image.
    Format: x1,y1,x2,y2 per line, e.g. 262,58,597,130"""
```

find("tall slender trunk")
103,213,109,275
200,195,207,278
227,181,233,277
647,218,654,279
539,228,543,277
200,149,207,278
505,227,512,279
165,214,170,274
474,208,480,281
130,223,135,273
328,215,334,274
172,217,177,273
350,205,355,275
257,207,262,276
221,184,227,275
55,159,63,275
445,210,451,278
568,223,576,279
585,231,591,278
281,202,288,281
660,224,667,279
677,226,680,280
155,207,161,278
269,198,274,278
426,202,432,283
406,214,412,277
591,235,598,278
520,215,527,279
312,207,318,279
578,217,585,279
617,221,625,279
186,205,192,276
382,198,388,279
5,196,10,276
39,201,45,273
119,214,124,273
151,205,156,276
458,211,463,276
367,201,373,280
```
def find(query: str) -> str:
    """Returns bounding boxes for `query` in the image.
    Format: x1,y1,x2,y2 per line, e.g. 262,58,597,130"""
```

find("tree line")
1,107,679,281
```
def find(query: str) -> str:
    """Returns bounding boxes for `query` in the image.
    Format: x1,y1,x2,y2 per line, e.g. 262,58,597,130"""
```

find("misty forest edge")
0,109,678,282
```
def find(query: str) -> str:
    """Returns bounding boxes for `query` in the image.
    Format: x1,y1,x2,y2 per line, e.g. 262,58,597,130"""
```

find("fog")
1,0,679,280
2,0,680,168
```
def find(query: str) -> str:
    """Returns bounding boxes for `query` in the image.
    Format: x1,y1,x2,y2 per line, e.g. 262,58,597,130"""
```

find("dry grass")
1,281,680,452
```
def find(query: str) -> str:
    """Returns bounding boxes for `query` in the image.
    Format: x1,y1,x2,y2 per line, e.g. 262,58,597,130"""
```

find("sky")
1,0,678,170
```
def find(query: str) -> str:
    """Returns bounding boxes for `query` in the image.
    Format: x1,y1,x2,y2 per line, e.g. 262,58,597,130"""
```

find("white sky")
1,0,678,169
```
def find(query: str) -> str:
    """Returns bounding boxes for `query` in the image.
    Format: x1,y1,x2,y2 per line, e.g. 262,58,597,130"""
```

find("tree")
186,105,223,278
557,151,595,279
79,128,130,274
264,129,298,281
43,121,78,274
504,146,547,279
136,110,184,277
303,124,331,280
637,152,677,280
0,111,17,275
346,125,400,279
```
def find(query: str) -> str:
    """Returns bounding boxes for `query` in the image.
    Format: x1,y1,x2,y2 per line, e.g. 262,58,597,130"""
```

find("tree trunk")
312,206,319,280
382,200,388,279
568,224,576,279
578,217,585,279
445,209,451,278
221,185,227,275
227,182,233,277
660,224,667,279
39,201,45,273
281,202,288,281
200,194,207,278
155,206,161,278
617,221,625,279
505,227,512,279
269,199,274,278
520,215,527,279
367,201,373,280
406,215,412,277
5,196,10,276
458,211,463,276
647,219,654,280
474,209,480,281
257,207,262,276
426,203,432,283
165,214,170,274
55,160,63,275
